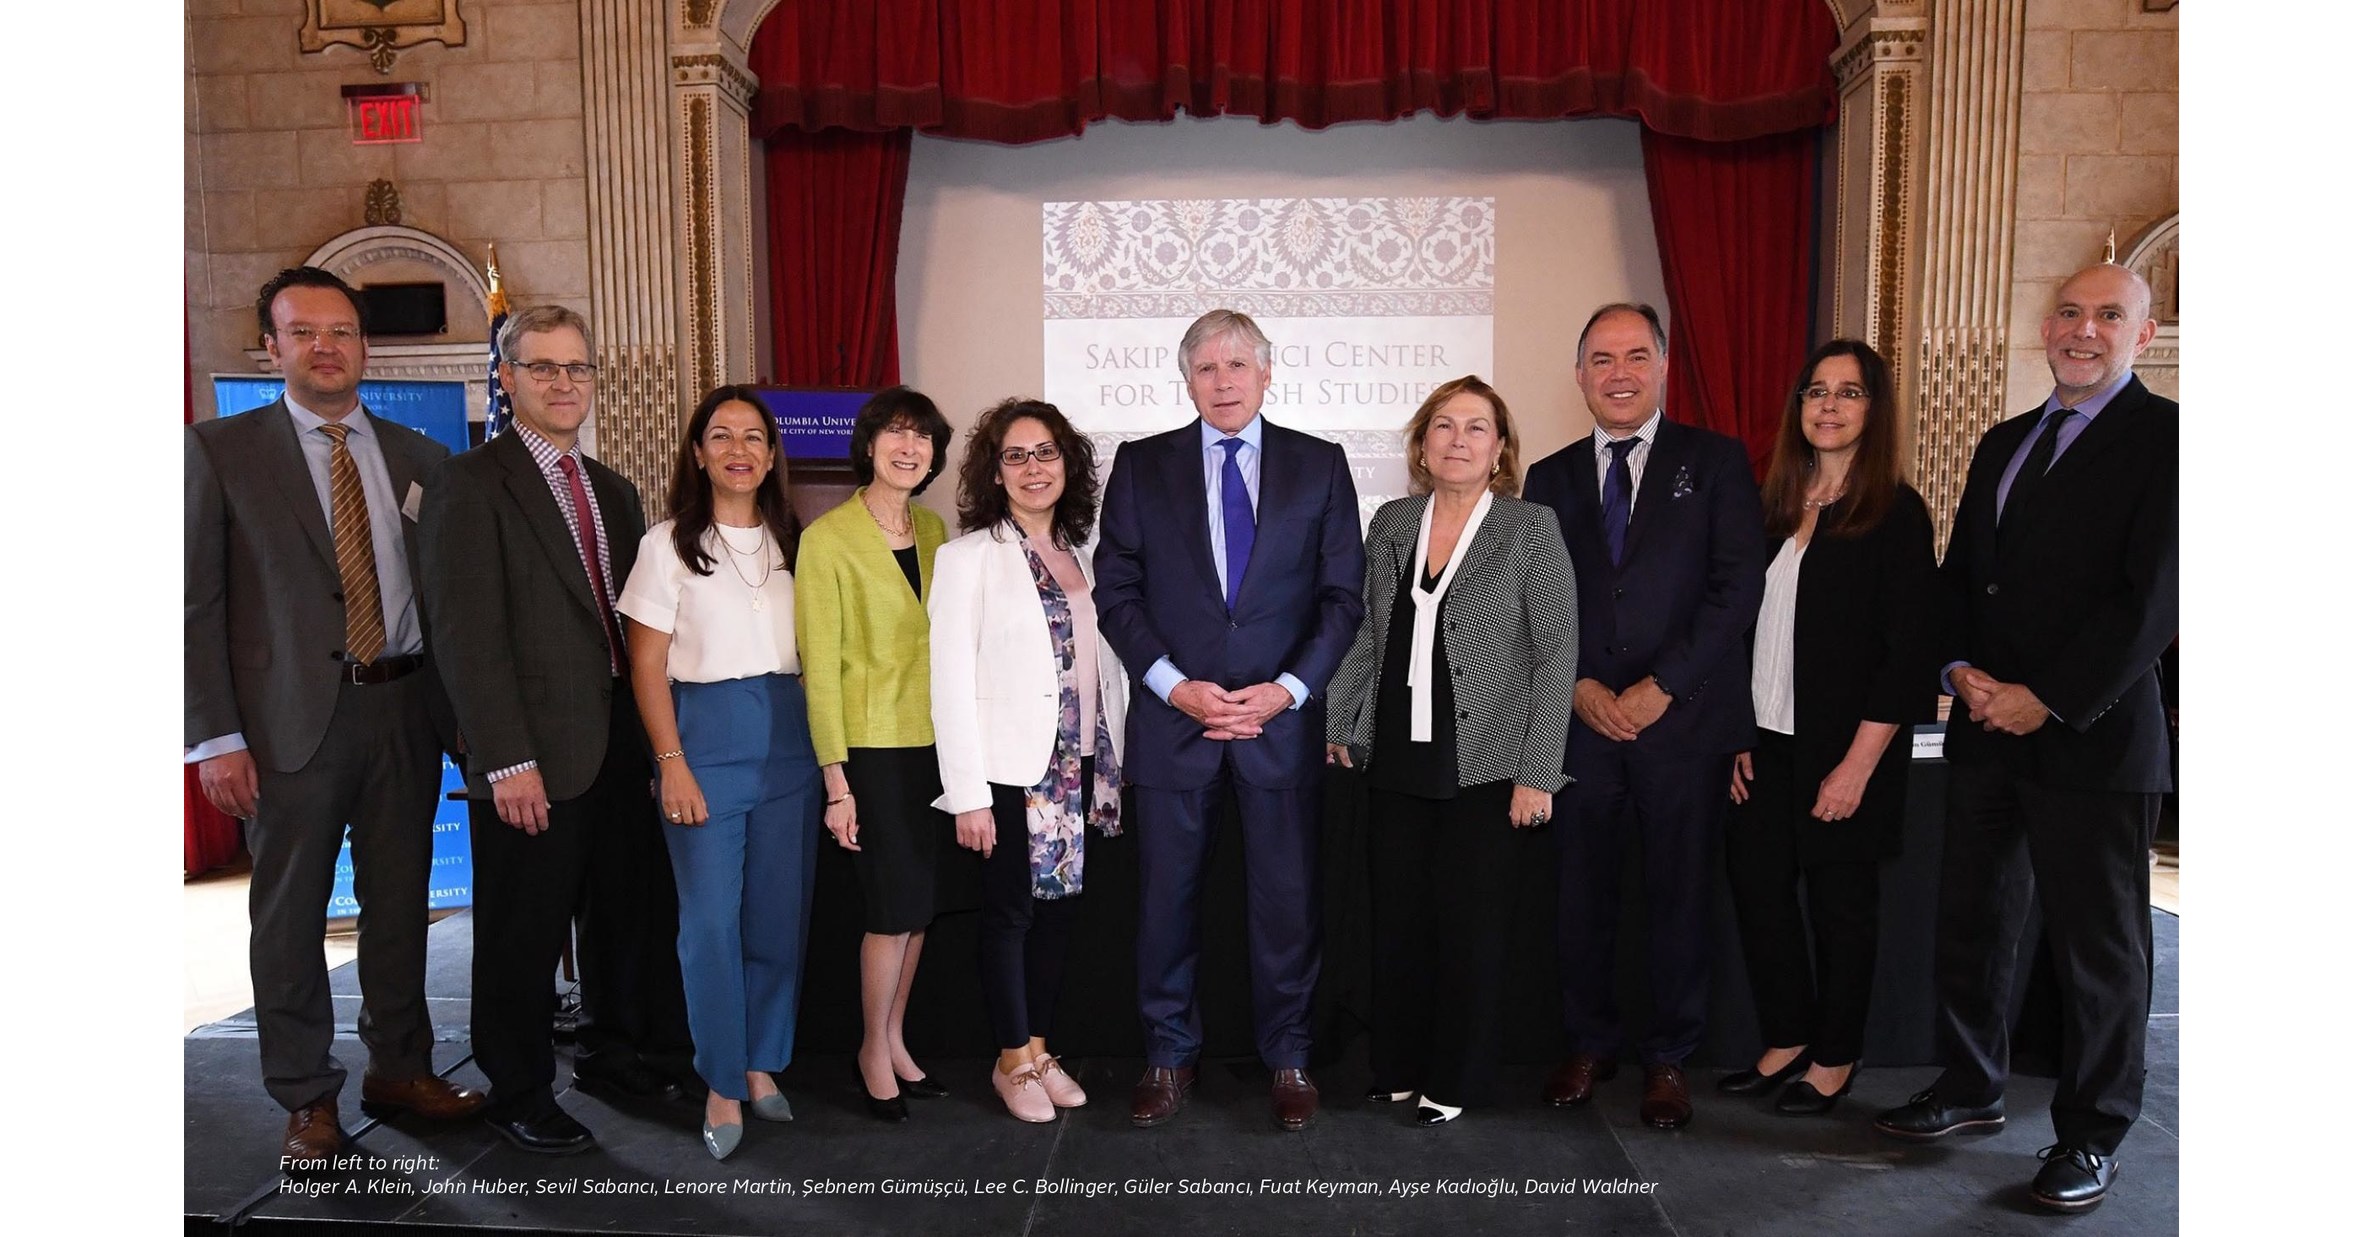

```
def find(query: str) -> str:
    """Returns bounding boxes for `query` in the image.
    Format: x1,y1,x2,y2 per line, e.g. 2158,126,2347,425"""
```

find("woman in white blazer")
929,398,1126,1123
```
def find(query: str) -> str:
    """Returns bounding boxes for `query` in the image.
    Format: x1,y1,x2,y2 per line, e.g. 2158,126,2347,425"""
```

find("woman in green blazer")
797,386,954,1121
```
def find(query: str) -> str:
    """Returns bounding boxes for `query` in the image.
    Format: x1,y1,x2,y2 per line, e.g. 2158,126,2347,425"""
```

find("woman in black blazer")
1326,375,1577,1128
1721,339,1937,1115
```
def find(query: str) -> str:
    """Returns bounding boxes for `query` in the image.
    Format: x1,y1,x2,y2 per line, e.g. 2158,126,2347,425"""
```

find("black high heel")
1774,1064,1857,1116
852,1060,909,1122
897,1070,951,1100
1714,1051,1810,1096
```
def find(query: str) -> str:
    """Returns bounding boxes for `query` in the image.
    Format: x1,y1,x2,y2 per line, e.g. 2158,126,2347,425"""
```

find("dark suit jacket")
1759,483,1940,861
420,429,647,801
1094,418,1365,790
1939,376,2177,793
186,400,453,771
1523,419,1763,760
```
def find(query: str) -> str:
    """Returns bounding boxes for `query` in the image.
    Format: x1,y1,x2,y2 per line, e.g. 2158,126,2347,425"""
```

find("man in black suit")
420,304,691,1154
187,267,486,1165
1521,303,1763,1130
1095,309,1365,1131
1875,264,2176,1214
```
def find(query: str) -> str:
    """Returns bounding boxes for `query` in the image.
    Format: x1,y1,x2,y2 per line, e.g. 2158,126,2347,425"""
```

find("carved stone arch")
302,224,491,325
712,0,785,50
2121,211,2178,400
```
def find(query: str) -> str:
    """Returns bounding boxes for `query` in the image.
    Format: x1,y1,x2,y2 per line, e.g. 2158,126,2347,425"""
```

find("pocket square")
1670,466,1694,499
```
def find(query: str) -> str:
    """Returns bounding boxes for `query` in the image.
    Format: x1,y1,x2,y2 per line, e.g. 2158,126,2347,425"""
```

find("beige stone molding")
303,224,491,323
669,16,763,410
299,1,467,76
1911,0,2025,550
579,0,687,501
2122,211,2178,400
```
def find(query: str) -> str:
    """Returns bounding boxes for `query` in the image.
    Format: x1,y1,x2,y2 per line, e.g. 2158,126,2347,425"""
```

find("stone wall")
2007,0,2177,409
185,0,590,419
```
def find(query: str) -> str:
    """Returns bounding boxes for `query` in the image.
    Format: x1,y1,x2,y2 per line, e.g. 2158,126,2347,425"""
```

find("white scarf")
1407,490,1492,742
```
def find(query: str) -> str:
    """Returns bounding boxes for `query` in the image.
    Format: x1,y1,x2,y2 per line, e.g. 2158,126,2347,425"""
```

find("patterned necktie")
318,423,386,666
1602,436,1641,566
1218,436,1255,611
2000,408,2070,533
558,454,624,674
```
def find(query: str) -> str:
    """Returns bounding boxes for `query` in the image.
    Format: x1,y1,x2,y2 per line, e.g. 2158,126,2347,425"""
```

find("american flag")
485,244,512,439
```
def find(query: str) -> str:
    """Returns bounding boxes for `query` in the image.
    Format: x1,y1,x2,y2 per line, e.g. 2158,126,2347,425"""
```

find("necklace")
718,524,773,610
865,495,913,538
1803,490,1846,511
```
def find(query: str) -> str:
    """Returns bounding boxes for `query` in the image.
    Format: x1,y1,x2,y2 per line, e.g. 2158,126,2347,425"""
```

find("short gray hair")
1576,302,1668,360
498,303,594,360
1177,309,1272,376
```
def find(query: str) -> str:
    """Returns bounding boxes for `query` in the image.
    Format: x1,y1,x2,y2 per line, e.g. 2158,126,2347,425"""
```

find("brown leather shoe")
361,1072,491,1122
1639,1063,1692,1129
281,1098,346,1166
1541,1053,1619,1106
1130,1065,1196,1128
1271,1069,1319,1131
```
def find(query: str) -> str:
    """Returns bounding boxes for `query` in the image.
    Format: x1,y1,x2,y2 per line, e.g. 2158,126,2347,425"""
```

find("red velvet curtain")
1642,127,1820,472
749,1,1837,463
763,127,914,387
752,0,1836,142
186,320,245,876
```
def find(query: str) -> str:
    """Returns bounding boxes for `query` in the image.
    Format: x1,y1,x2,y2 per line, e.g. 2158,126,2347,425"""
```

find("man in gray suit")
186,266,487,1166
421,304,691,1155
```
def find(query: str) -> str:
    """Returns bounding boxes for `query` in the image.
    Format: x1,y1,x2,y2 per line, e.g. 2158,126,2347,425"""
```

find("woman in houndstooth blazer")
1327,375,1577,1128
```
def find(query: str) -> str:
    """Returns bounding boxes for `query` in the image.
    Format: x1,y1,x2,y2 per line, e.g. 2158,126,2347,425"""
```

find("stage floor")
184,911,2180,1235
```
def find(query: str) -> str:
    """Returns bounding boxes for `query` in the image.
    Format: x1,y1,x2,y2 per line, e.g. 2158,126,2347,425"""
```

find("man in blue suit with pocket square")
1521,303,1763,1131
1094,309,1365,1132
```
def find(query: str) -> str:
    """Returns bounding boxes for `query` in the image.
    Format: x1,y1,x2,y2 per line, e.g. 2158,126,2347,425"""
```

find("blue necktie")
1219,436,1255,611
1602,436,1640,566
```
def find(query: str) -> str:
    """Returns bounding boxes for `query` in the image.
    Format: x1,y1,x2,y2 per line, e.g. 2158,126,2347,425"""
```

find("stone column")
668,6,762,404
576,0,683,500
1911,0,2027,548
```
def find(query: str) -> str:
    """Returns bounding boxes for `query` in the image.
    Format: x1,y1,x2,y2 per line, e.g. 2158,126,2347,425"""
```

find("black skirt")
843,745,952,934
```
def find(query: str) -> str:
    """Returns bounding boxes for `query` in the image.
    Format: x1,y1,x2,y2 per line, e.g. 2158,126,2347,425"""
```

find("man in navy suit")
1095,309,1365,1131
1521,303,1763,1130
1875,264,2175,1214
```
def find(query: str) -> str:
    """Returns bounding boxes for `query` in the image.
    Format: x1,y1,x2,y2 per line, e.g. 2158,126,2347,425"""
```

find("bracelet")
654,749,685,762
827,793,853,805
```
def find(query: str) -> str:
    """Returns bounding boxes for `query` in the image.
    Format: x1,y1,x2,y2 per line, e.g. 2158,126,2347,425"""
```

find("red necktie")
558,455,623,674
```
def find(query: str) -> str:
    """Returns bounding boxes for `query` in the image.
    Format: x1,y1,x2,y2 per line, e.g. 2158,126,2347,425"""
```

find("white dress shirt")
1591,410,1664,506
618,520,800,683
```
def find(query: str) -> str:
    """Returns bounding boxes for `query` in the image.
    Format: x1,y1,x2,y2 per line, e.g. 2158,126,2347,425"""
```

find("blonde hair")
1404,375,1520,498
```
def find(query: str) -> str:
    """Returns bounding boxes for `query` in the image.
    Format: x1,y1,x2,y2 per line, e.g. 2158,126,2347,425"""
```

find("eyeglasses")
280,325,361,345
515,361,599,384
999,443,1062,466
1799,384,1870,403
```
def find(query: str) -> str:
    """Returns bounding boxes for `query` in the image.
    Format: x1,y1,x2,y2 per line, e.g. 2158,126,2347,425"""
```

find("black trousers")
469,688,690,1117
975,761,1091,1051
1552,746,1725,1064
1725,732,1881,1065
247,671,442,1111
1932,758,2157,1155
1368,780,1527,1108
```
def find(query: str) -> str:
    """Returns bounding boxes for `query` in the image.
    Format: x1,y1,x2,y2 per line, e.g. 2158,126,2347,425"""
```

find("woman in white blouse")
928,399,1126,1123
619,385,818,1161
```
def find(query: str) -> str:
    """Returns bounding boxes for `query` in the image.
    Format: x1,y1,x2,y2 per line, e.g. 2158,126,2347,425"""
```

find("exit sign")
342,83,424,145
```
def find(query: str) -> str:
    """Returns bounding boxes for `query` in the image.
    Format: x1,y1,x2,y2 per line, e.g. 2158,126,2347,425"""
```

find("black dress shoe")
485,1106,596,1155
1873,1088,2005,1141
573,1055,681,1101
852,1062,910,1122
2030,1144,2118,1211
1773,1065,1855,1116
1413,1103,1460,1127
897,1072,951,1100
1365,1086,1414,1104
1714,1053,1809,1096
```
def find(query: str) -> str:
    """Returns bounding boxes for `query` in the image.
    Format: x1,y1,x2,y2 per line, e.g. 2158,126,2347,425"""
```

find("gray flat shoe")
702,1120,742,1161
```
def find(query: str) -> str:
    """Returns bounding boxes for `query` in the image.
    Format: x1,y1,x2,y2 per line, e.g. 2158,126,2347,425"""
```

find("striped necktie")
318,422,386,665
